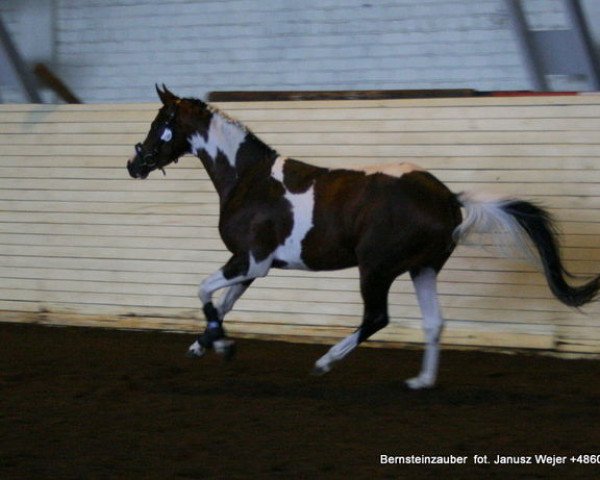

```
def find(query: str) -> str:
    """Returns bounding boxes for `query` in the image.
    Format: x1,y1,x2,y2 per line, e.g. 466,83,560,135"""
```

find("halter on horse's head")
127,85,208,179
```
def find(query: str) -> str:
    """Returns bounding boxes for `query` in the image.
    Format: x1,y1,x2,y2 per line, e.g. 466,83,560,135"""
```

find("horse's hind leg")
313,269,393,375
406,267,444,390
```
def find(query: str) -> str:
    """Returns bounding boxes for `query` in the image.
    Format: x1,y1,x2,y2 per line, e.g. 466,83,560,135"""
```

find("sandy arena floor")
1,322,599,479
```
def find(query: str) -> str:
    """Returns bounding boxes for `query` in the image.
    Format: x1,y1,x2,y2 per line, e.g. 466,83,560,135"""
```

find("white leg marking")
198,269,227,305
216,283,251,319
198,253,272,306
247,253,273,278
406,268,444,390
187,340,206,358
190,255,268,358
314,331,361,374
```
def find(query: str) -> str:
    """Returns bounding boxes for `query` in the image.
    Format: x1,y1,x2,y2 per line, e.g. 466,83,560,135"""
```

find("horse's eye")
160,127,173,142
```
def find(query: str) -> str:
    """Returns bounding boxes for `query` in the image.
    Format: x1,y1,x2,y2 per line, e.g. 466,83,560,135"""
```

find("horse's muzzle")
127,157,149,179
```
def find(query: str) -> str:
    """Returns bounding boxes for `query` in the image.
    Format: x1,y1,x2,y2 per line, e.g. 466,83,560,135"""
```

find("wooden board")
0,95,599,355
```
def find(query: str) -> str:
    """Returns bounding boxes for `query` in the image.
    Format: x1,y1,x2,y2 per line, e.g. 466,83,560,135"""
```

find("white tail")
453,192,540,267
453,191,600,307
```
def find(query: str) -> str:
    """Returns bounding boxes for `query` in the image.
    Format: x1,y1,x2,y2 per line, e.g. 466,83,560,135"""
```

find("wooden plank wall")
0,96,599,355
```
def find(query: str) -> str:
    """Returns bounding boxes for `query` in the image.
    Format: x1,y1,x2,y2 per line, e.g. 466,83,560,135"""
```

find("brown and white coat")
127,86,600,389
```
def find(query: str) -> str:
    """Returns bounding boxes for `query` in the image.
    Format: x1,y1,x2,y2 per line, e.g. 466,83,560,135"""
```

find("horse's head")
127,85,199,179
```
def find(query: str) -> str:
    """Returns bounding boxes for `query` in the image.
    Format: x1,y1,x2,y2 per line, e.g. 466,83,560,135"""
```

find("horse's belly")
273,231,356,271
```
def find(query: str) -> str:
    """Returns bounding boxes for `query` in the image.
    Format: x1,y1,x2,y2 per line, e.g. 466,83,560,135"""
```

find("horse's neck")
189,111,275,202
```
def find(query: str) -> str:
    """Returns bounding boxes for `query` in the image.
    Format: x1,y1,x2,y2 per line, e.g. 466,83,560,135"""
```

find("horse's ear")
156,83,178,105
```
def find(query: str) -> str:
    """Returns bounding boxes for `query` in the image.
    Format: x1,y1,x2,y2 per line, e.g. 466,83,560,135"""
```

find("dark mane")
184,96,250,134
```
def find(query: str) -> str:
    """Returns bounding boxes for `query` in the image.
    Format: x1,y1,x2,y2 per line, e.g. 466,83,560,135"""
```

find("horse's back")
299,161,461,272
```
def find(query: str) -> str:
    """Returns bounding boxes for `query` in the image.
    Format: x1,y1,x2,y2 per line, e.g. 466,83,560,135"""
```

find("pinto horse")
127,86,600,389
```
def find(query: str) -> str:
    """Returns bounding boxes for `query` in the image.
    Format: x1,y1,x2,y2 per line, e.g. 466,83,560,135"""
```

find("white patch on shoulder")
270,157,315,270
188,114,246,167
360,162,424,178
276,186,315,270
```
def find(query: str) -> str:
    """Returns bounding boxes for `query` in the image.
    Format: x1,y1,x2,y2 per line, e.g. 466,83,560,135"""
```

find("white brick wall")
1,0,599,102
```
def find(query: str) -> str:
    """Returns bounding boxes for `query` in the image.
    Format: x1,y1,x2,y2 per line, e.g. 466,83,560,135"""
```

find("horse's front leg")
187,254,270,359
216,280,254,320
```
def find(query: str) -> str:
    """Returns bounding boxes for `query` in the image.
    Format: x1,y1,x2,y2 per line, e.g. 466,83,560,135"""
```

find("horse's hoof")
404,376,436,391
214,338,236,361
186,340,206,359
311,363,331,376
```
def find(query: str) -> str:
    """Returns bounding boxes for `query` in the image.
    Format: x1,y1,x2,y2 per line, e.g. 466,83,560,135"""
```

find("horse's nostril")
127,159,138,178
